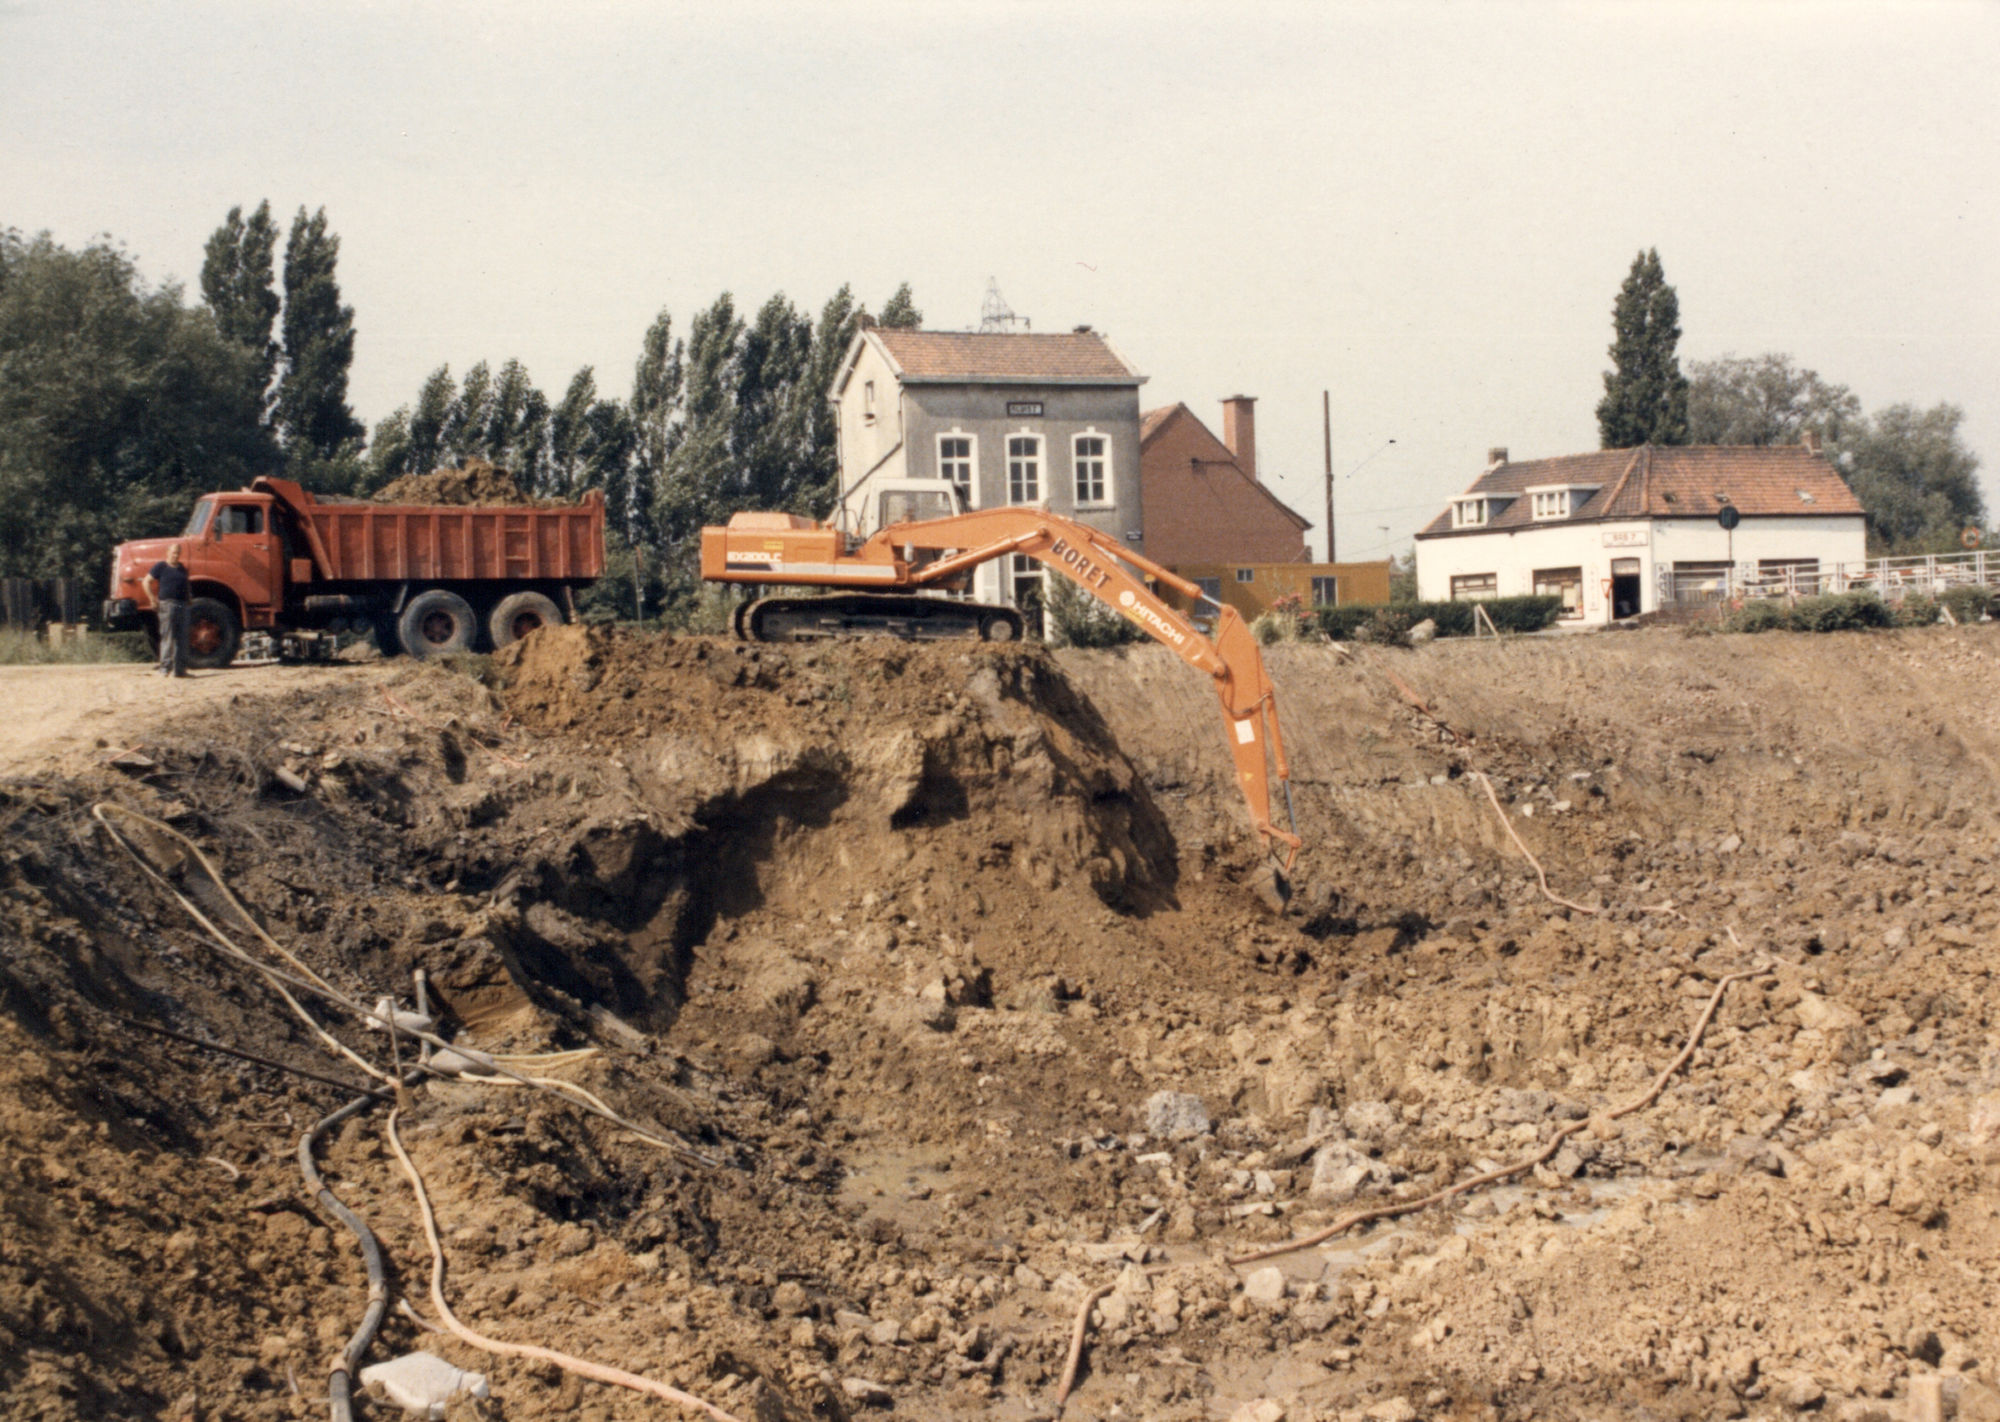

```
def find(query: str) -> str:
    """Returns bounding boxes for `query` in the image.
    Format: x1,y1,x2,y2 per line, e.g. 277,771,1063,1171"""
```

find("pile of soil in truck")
2,621,1998,1422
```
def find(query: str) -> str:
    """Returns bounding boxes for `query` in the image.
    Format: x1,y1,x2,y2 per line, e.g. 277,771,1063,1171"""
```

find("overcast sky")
5,0,1995,560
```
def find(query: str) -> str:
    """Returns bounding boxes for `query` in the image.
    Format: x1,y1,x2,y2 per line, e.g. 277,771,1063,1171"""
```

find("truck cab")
104,491,288,666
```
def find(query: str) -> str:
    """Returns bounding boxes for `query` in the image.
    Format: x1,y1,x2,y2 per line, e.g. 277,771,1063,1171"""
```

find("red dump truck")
103,476,605,668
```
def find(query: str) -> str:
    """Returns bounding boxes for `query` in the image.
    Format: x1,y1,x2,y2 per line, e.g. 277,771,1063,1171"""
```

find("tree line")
0,204,920,621
1597,248,1985,553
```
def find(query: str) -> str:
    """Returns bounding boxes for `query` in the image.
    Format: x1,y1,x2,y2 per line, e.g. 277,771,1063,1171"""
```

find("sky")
4,0,1996,562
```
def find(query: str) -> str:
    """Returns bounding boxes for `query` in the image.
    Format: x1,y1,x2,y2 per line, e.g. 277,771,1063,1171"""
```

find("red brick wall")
1140,406,1311,566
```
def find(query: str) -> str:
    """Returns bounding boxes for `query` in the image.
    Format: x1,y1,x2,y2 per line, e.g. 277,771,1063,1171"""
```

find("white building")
1414,439,1868,623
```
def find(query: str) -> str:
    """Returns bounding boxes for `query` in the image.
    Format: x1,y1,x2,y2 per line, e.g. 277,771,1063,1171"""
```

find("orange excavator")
699,493,1303,873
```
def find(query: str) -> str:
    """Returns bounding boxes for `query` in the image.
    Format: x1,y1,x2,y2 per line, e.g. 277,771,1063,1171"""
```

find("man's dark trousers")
157,600,190,676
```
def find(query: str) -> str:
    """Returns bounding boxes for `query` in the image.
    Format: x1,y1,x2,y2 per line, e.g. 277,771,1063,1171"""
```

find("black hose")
297,1074,418,1422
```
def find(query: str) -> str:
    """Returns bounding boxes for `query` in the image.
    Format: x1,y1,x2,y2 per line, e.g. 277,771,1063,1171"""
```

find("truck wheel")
398,590,477,660
487,591,563,650
184,598,241,669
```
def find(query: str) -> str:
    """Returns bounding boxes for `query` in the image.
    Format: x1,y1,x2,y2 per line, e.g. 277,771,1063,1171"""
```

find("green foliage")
1687,353,1860,447
1597,248,1690,449
877,283,923,330
1046,574,1143,647
273,207,364,477
1940,585,1995,624
1893,596,1940,628
199,200,280,409
0,229,279,583
1316,596,1562,641
1723,591,1894,634
1249,593,1316,645
1840,402,1985,554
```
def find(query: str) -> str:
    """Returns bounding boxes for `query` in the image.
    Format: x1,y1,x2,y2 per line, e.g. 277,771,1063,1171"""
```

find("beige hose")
383,1110,745,1422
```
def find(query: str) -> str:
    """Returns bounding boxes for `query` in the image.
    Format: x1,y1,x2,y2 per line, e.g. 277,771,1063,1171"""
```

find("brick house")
1142,397,1388,616
1414,439,1867,624
831,325,1145,610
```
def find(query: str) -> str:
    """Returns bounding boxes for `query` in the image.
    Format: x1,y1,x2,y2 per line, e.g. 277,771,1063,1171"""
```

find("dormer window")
1525,484,1600,521
1452,498,1488,529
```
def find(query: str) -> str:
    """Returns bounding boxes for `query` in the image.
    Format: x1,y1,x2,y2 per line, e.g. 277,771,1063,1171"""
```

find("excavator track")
736,593,1023,644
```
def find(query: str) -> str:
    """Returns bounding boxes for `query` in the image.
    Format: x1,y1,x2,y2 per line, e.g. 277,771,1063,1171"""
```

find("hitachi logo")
1117,588,1188,646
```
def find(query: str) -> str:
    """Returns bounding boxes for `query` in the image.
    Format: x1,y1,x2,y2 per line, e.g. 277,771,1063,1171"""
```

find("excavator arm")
702,505,1302,871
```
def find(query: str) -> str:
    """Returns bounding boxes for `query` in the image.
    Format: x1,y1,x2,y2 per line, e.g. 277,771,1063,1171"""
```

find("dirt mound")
6,624,2000,1421
372,456,551,506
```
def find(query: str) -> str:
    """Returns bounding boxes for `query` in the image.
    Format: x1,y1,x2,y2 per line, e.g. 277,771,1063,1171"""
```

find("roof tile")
873,329,1140,383
1416,444,1864,538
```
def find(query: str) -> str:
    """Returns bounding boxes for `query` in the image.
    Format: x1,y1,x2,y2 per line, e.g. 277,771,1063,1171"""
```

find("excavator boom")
701,506,1302,871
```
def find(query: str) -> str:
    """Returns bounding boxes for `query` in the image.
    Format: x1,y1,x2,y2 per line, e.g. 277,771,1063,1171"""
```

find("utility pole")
1322,390,1335,564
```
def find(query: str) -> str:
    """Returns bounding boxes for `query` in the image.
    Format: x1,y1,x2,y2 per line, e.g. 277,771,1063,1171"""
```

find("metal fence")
1658,550,1998,608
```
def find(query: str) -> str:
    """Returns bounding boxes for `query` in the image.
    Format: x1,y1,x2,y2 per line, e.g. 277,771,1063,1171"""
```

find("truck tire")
398,590,477,660
184,597,241,670
487,591,563,650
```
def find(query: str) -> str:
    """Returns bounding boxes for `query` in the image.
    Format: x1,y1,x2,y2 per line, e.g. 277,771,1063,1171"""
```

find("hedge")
1722,591,1895,634
1315,595,1564,642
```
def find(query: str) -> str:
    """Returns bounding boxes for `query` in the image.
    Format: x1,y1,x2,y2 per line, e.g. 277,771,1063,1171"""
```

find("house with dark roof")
1414,438,1867,623
830,323,1145,612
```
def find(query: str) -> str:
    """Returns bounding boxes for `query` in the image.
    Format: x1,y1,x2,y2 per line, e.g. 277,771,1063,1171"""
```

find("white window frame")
1007,431,1042,504
1452,499,1488,529
1450,572,1498,601
937,431,976,508
1311,575,1339,607
1072,429,1112,508
1531,489,1569,520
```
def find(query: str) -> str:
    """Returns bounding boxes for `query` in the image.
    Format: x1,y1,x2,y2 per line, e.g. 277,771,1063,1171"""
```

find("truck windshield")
182,499,215,538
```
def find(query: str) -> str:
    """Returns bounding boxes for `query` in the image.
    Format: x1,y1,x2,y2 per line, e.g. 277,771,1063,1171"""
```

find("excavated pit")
4,623,2000,1422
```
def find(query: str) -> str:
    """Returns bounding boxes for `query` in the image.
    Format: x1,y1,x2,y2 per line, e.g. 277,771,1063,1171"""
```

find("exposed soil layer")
4,623,2000,1422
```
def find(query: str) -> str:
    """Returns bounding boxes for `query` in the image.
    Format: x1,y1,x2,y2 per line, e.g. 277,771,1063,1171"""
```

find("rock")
771,1280,809,1315
840,1376,891,1407
1878,1085,1917,1109
905,1310,943,1343
1144,1090,1211,1140
1365,1397,1418,1422
1965,1094,2000,1150
867,1318,901,1346
1719,833,1744,855
1342,1100,1400,1144
1777,1374,1825,1410
1795,993,1862,1033
358,1353,490,1414
1956,1381,2000,1422
1230,1401,1288,1422
1407,619,1437,646
1309,1140,1392,1203
1012,1264,1046,1291
1242,1266,1288,1304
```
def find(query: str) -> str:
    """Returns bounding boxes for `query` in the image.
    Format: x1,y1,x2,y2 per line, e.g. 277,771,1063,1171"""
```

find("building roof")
1140,402,1311,532
867,328,1143,385
1415,444,1866,539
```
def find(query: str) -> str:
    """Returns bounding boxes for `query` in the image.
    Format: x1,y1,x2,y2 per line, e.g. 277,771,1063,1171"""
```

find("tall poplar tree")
1596,248,1690,449
273,206,364,472
199,200,280,409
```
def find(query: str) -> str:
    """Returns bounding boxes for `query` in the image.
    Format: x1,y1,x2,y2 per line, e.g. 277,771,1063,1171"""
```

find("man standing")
142,542,192,677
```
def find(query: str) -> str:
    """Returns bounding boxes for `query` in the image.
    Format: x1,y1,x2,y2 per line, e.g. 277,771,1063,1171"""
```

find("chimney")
1801,431,1822,456
1487,447,1509,467
1222,396,1258,482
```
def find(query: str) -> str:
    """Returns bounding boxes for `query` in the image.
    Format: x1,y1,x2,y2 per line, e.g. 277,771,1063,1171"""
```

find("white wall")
1415,515,1868,622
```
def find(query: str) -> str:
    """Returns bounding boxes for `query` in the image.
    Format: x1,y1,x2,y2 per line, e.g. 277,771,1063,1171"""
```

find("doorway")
1610,558,1642,619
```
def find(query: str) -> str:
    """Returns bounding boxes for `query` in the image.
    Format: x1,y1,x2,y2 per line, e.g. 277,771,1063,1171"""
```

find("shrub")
1046,574,1143,648
1941,584,1995,624
1315,595,1562,642
1722,599,1790,635
1788,591,1892,632
1250,592,1316,645
1894,595,1940,628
